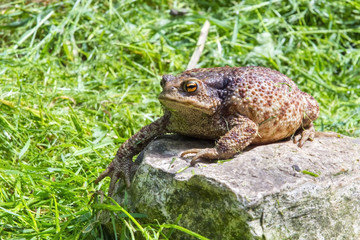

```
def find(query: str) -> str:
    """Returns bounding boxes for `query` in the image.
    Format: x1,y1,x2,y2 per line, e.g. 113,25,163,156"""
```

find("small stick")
186,20,210,70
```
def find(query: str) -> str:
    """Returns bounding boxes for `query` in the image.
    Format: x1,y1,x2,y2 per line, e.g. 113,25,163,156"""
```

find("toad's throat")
158,96,215,115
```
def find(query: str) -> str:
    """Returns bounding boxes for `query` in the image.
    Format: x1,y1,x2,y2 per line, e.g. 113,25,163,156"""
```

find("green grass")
0,0,359,239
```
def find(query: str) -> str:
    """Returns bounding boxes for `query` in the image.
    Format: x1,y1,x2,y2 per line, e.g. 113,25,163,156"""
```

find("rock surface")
109,134,360,240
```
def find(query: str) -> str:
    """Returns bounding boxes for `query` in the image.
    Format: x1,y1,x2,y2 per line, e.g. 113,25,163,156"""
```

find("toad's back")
225,66,316,143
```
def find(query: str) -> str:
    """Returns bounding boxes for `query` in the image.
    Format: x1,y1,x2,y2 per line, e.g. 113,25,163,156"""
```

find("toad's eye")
183,81,198,93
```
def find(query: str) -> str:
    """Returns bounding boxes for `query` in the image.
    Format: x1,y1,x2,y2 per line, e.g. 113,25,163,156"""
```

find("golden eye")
184,81,198,93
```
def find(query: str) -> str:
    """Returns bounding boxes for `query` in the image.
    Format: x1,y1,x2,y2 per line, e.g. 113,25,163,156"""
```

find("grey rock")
108,134,360,240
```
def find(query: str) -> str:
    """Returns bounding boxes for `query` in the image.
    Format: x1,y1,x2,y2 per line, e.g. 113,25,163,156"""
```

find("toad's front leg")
181,115,258,165
95,115,169,196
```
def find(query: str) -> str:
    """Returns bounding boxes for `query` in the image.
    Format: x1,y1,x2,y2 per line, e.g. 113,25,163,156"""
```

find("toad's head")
158,68,231,115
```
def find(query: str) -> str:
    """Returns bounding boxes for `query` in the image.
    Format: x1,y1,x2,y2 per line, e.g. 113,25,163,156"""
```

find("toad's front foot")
95,158,138,196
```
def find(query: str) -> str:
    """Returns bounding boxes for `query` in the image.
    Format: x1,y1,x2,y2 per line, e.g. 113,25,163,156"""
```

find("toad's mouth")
158,95,215,115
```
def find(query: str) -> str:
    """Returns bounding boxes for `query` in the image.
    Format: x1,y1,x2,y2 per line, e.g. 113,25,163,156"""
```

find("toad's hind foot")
293,122,316,147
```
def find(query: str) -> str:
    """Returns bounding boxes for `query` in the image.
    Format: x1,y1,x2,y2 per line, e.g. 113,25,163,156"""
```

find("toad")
95,66,319,195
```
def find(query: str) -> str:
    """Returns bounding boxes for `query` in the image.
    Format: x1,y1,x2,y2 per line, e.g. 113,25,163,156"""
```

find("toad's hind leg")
181,115,258,166
301,91,319,126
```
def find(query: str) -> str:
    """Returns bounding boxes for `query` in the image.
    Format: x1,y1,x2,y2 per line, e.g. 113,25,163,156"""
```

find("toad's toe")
181,148,219,166
294,123,316,147
180,149,203,158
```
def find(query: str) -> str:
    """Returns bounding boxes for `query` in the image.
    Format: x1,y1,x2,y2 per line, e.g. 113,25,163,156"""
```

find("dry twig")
186,20,210,70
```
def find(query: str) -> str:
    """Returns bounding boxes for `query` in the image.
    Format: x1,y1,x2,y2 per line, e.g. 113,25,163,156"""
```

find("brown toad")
96,66,319,195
